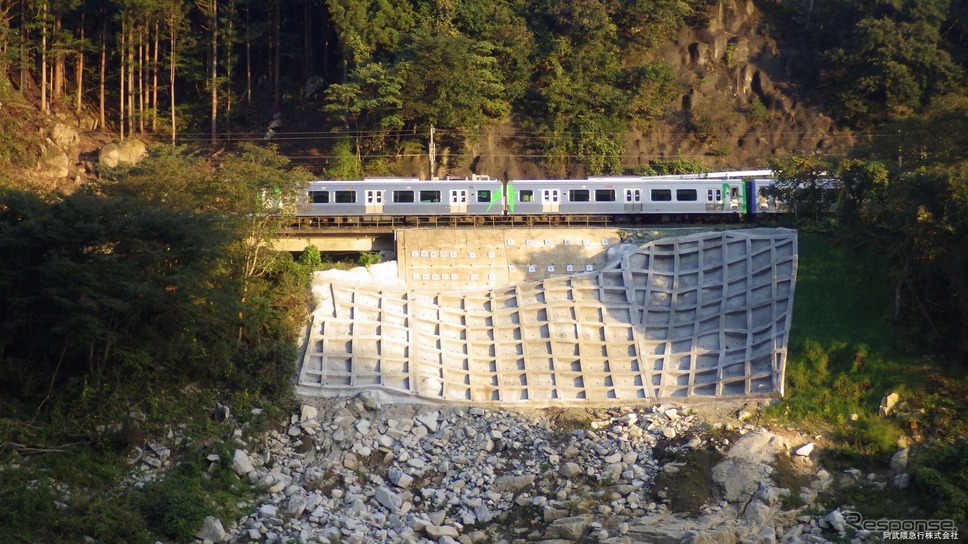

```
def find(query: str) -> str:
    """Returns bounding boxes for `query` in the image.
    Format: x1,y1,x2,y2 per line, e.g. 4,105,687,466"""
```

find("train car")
606,169,772,182
506,177,748,217
746,176,842,216
749,178,784,214
302,176,505,218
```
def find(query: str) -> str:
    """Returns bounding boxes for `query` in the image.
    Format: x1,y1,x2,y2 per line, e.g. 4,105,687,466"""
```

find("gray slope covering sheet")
297,228,797,404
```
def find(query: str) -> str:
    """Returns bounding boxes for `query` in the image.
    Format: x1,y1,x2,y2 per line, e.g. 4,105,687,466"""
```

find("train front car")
506,177,749,223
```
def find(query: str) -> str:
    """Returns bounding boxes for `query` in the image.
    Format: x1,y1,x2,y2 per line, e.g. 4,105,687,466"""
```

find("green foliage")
768,155,839,220
0,145,313,542
770,0,967,127
849,96,968,352
690,96,745,143
839,417,899,455
771,455,811,509
314,0,705,174
135,462,211,541
298,245,323,272
357,251,382,268
768,231,925,435
325,0,416,66
911,440,968,523
828,439,968,530
398,32,511,133
746,97,771,124
323,62,404,161
325,139,365,180
0,110,44,170
0,187,237,399
835,159,890,225
0,473,66,542
627,159,709,176
519,0,683,175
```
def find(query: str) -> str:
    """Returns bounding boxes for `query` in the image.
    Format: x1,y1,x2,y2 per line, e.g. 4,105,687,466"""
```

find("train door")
728,184,741,211
365,189,384,214
705,187,723,211
542,188,560,213
625,188,642,212
449,189,468,213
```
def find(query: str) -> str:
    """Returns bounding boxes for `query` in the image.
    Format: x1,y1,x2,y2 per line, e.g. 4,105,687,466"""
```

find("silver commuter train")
297,171,786,220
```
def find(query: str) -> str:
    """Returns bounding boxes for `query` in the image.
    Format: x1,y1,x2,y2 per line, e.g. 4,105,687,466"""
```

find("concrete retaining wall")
297,228,797,405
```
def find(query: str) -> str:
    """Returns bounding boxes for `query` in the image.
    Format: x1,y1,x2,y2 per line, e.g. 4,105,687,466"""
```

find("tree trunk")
225,0,233,140
53,14,63,101
40,0,48,114
119,17,125,139
127,23,135,136
100,17,106,130
152,20,159,132
169,16,177,143
19,2,26,93
138,27,144,134
210,0,218,144
76,14,84,115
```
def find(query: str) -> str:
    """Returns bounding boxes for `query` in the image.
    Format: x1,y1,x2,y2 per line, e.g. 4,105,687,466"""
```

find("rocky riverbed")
160,392,904,544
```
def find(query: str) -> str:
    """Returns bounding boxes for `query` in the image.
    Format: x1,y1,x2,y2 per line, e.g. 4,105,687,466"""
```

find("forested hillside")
0,0,876,183
3,1,968,541
2,0,967,181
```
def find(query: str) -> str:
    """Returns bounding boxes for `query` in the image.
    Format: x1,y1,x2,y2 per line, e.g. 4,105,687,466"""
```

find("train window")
651,189,672,201
571,189,590,202
393,190,415,203
595,189,616,202
520,190,534,202
676,189,698,201
419,190,441,203
707,189,714,201
477,190,491,202
310,191,329,204
334,191,356,203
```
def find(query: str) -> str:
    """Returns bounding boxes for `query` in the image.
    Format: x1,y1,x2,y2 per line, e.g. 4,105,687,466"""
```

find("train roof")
618,170,774,181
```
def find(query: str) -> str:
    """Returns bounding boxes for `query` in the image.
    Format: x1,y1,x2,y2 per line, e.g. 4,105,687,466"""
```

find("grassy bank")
768,226,968,527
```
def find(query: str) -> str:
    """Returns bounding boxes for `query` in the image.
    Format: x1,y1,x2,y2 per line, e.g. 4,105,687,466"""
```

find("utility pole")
429,124,436,179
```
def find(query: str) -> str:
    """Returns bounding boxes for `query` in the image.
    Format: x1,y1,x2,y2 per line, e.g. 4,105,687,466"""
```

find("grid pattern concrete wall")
297,228,797,404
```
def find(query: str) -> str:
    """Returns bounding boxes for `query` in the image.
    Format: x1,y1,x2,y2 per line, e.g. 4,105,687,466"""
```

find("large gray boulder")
99,139,147,168
195,516,226,542
712,431,789,503
50,122,80,154
41,149,70,178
